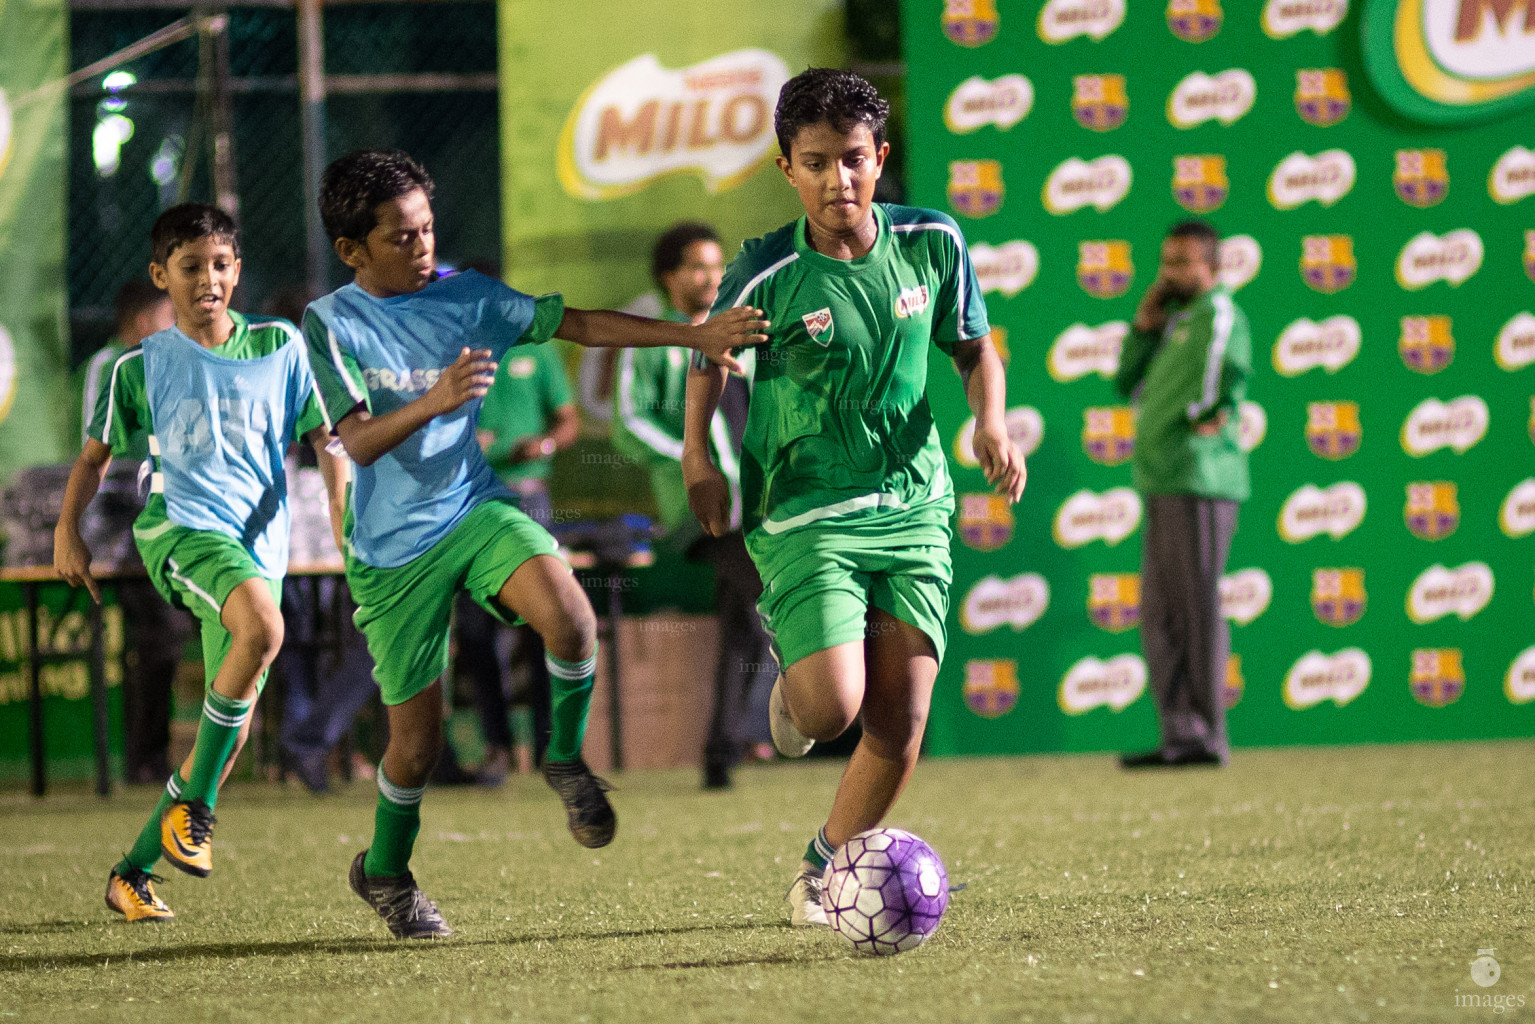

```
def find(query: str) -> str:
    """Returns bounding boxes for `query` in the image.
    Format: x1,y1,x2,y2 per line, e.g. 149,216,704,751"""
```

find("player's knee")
862,705,927,761
232,602,284,664
544,600,597,663
389,736,441,784
794,695,860,742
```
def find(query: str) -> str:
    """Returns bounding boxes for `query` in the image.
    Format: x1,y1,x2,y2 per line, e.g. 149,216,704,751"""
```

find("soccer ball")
823,828,949,955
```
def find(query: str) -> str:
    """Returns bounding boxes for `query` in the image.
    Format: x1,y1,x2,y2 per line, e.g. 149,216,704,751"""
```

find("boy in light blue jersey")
684,70,1026,926
305,151,766,939
55,204,347,922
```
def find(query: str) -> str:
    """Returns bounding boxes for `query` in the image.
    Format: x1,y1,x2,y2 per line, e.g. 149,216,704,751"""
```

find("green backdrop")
903,0,1535,754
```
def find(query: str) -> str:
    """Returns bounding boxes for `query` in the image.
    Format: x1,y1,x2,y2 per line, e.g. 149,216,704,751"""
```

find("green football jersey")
704,203,989,550
478,338,572,484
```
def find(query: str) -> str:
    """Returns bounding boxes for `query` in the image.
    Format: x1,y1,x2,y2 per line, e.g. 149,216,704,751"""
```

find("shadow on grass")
0,919,785,972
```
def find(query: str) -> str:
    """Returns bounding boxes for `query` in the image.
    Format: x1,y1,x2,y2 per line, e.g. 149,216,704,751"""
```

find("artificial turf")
2,741,1530,1023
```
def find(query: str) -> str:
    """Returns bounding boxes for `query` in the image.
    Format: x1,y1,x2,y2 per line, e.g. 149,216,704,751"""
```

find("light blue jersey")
126,317,324,578
303,270,566,568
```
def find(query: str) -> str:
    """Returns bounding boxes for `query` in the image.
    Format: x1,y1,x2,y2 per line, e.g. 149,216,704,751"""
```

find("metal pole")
297,0,328,298
207,9,240,218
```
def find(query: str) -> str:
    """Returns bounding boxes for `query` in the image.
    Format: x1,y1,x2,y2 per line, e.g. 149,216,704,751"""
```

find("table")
4,545,652,796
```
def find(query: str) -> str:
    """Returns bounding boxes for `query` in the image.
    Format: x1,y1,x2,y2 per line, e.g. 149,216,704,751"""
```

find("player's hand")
1192,409,1229,437
53,529,101,604
690,307,770,375
426,347,497,415
972,421,1026,504
683,451,731,537
509,436,546,465
1133,274,1171,334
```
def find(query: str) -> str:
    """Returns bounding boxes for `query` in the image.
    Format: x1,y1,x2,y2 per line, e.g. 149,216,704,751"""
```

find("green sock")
179,690,252,809
545,649,597,763
116,771,186,874
803,827,836,873
363,770,423,878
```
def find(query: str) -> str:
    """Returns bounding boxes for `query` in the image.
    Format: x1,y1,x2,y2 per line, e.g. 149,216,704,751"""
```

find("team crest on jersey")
800,307,834,346
1312,568,1366,626
1072,74,1129,131
1077,240,1133,298
1167,0,1221,42
1398,316,1454,374
1295,69,1350,126
1087,573,1141,632
1300,234,1355,293
1405,482,1459,541
894,285,930,319
942,0,1000,47
1082,406,1136,465
1306,401,1361,460
1172,155,1228,213
1410,649,1464,709
1394,149,1448,208
506,356,537,379
1223,654,1244,709
964,659,1019,718
958,493,1015,552
948,159,1004,217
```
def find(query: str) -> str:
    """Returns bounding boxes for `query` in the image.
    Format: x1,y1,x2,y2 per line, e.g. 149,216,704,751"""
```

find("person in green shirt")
1113,220,1252,770
684,69,1026,926
613,222,774,791
78,280,195,785
460,323,578,783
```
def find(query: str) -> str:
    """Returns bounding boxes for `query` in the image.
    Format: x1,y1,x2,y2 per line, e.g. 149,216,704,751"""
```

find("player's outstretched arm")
333,347,497,467
682,362,731,537
53,439,114,602
952,334,1026,504
553,306,769,375
307,425,351,553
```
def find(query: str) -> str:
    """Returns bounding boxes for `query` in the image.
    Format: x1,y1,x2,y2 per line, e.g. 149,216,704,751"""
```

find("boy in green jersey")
55,204,347,922
683,69,1026,925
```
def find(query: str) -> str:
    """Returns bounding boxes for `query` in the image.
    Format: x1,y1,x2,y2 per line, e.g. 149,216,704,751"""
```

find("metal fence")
67,0,501,363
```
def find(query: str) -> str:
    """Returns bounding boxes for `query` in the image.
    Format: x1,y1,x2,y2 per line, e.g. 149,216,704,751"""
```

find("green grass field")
2,741,1530,1023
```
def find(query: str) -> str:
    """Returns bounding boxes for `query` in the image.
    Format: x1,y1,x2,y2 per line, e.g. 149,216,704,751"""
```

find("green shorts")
134,518,282,688
346,499,563,705
750,523,953,671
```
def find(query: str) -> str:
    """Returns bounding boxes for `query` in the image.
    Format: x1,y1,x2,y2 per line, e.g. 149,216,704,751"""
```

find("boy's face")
661,239,724,318
338,188,437,298
148,236,241,330
1158,236,1217,300
776,121,887,238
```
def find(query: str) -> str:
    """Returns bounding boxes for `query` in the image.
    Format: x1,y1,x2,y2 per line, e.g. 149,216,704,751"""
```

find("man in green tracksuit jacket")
1114,220,1250,769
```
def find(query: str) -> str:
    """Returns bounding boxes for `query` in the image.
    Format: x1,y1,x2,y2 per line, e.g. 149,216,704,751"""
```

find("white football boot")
786,861,828,927
768,676,814,758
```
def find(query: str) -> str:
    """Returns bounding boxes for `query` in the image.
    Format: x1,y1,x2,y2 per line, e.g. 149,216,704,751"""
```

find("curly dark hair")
150,203,239,265
319,150,435,243
651,222,720,288
774,67,889,160
1168,219,1220,270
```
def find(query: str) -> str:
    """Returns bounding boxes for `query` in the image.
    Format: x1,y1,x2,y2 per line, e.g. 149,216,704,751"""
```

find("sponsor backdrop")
904,0,1535,754
496,0,844,308
0,0,70,485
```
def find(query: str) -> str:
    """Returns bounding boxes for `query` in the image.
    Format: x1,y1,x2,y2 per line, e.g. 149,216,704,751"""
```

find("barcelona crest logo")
948,159,1004,218
1394,149,1448,208
1526,231,1535,284
1410,649,1464,708
1078,240,1134,298
1300,234,1355,293
1087,573,1141,632
941,0,1000,48
1172,155,1228,213
1083,406,1136,465
964,658,1020,718
1306,401,1362,460
1072,74,1129,131
958,493,1015,552
1167,0,1221,42
1405,482,1459,541
1311,568,1366,627
1295,69,1350,126
1399,316,1454,374
1223,654,1244,710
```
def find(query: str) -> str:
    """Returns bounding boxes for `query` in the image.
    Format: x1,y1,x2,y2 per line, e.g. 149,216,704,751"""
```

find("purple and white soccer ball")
823,828,950,955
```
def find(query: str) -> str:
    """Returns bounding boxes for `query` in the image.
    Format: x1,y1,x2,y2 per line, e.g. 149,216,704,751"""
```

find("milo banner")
0,0,70,486
904,0,1535,754
496,0,844,308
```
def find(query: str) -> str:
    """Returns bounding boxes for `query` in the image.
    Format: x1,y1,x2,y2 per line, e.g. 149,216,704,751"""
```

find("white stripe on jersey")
101,349,145,444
